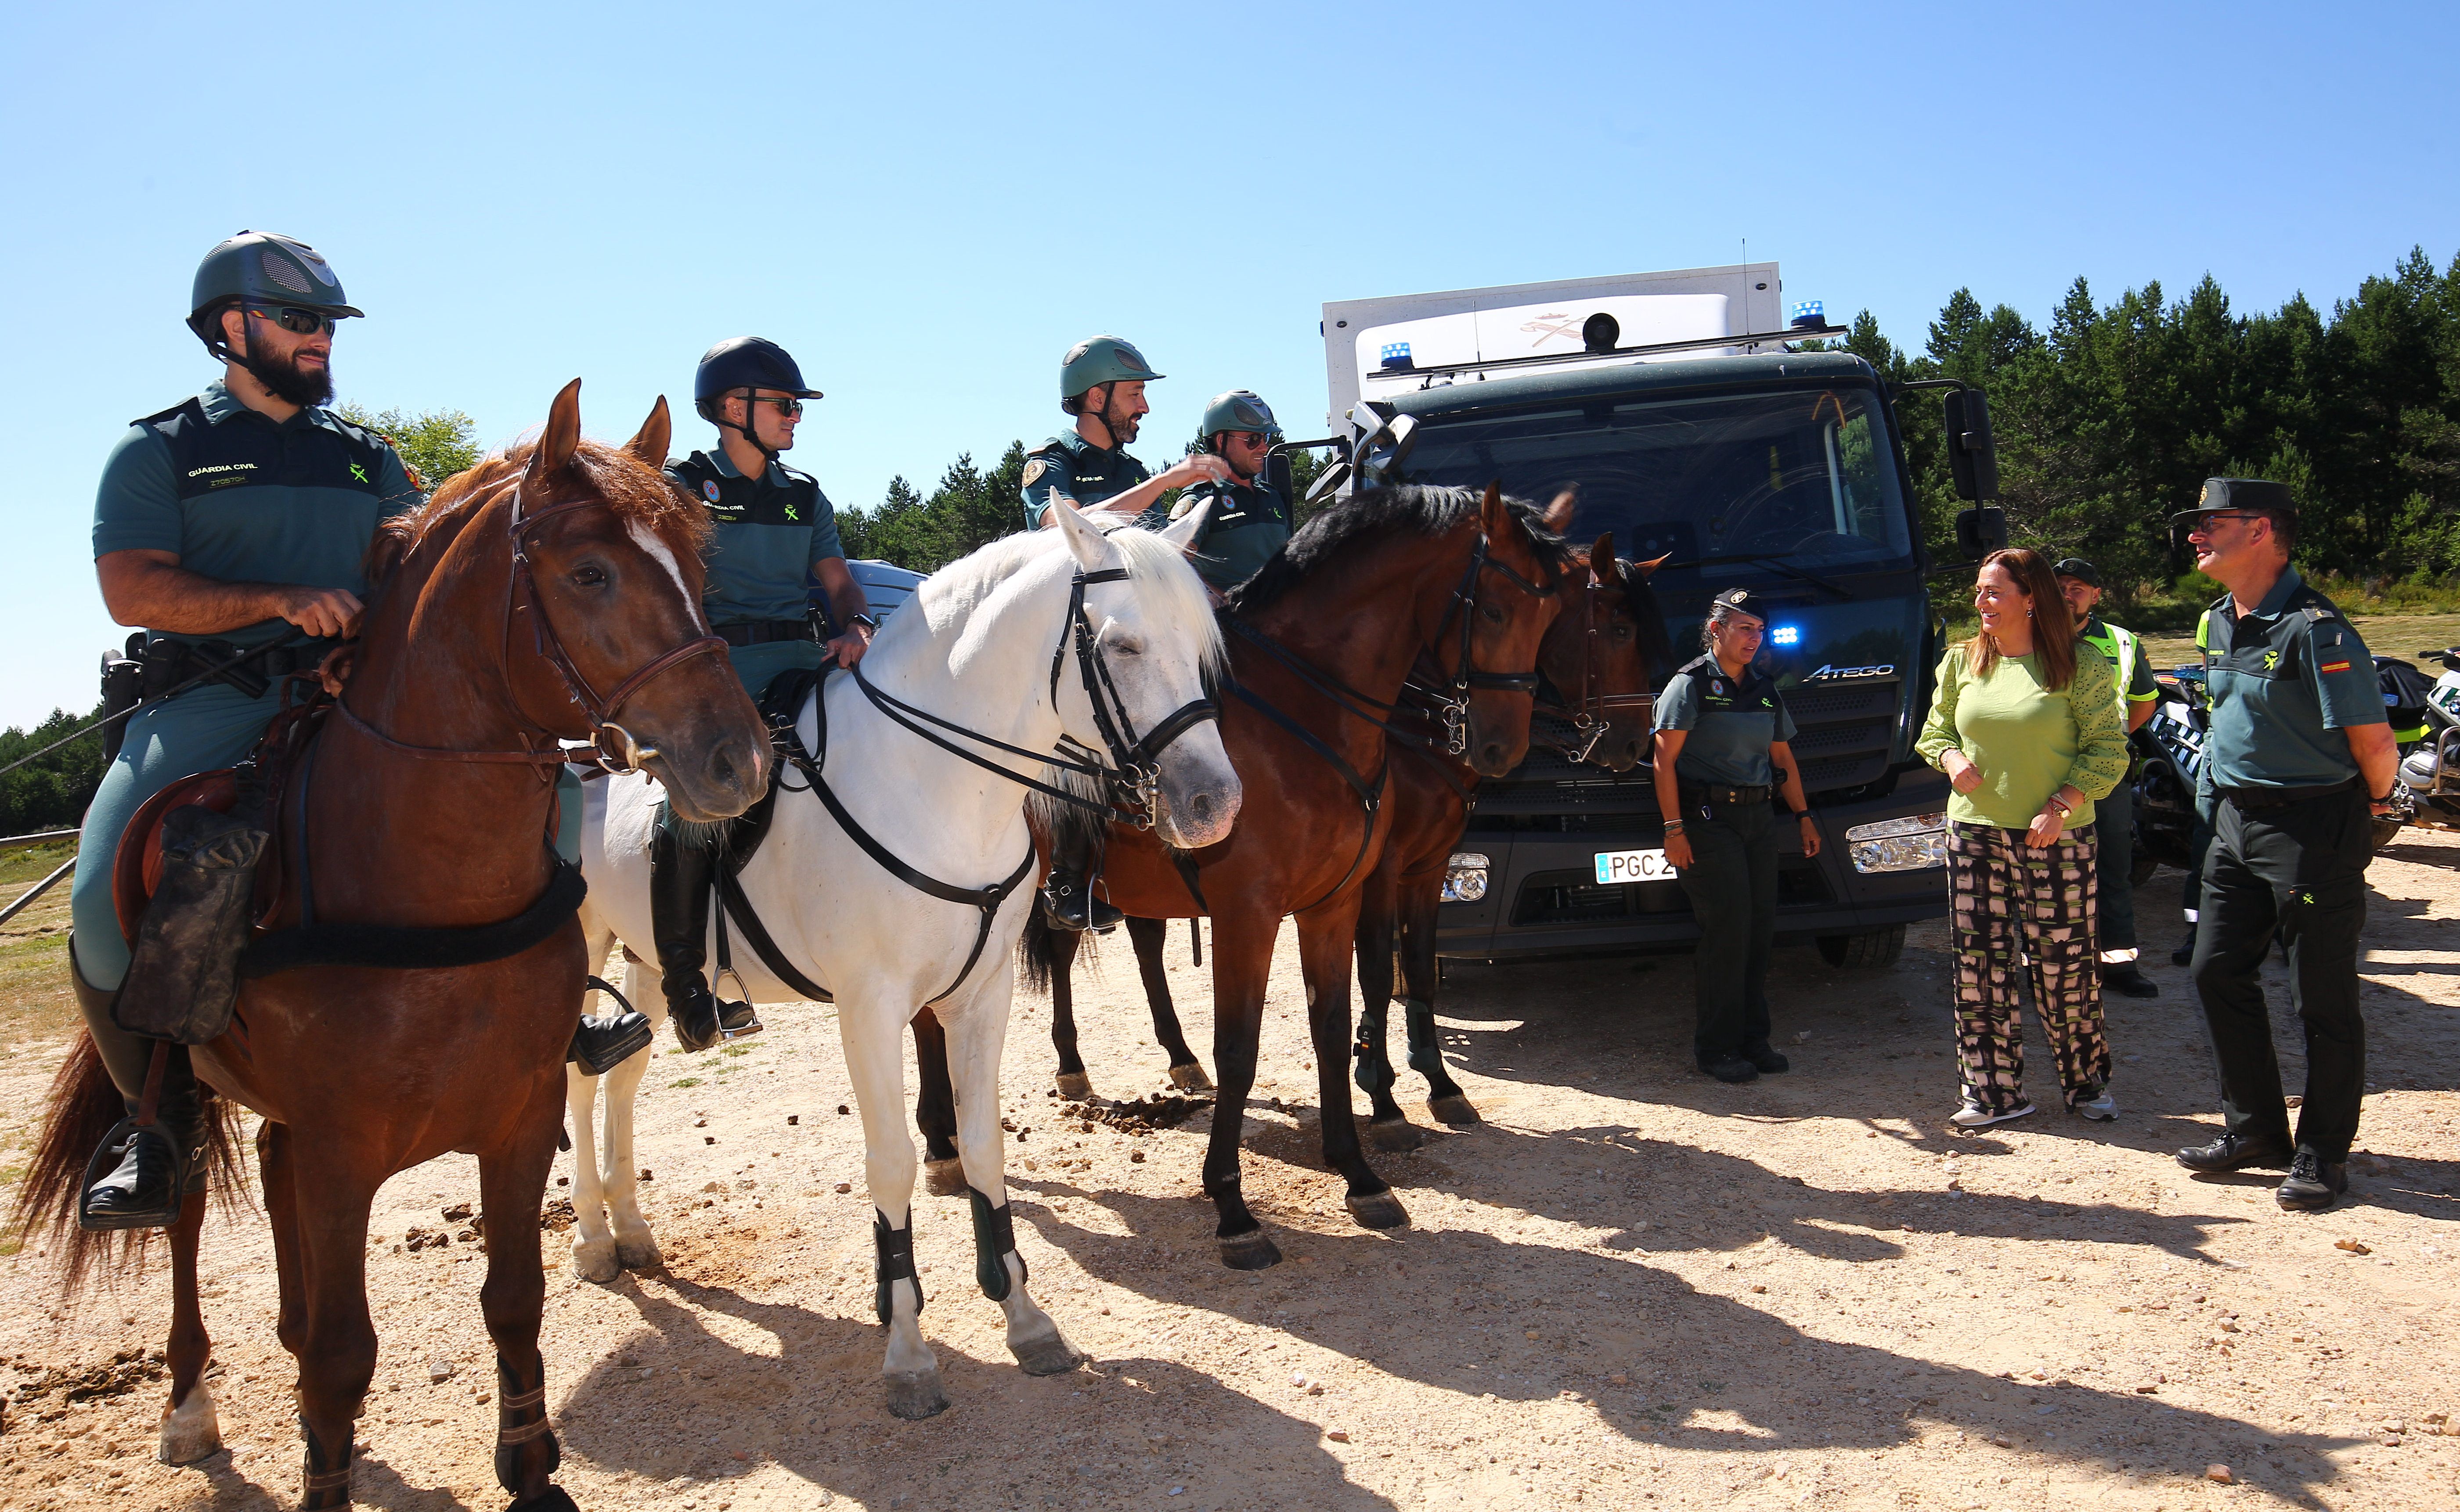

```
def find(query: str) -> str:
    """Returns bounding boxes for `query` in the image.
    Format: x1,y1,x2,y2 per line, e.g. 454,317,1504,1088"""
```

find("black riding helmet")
695,337,824,465
185,230,362,364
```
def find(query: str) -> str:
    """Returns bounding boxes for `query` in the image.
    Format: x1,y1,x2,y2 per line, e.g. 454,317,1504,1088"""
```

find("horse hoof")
570,1238,620,1285
885,1370,950,1421
1366,1117,1424,1152
156,1382,222,1465
1168,1062,1213,1092
1428,1094,1482,1128
1054,1072,1094,1100
923,1158,967,1198
508,1487,581,1512
614,1236,664,1273
1009,1332,1084,1376
1345,1190,1411,1231
1218,1230,1282,1270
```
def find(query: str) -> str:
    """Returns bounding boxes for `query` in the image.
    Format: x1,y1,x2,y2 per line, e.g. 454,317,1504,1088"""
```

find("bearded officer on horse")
645,337,880,1052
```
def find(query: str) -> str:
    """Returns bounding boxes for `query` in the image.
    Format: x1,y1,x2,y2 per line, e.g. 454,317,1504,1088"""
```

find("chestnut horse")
15,384,768,1511
924,483,1576,1269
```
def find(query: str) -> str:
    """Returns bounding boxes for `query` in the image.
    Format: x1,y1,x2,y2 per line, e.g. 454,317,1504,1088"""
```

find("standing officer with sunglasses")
1169,390,1293,597
1022,335,1234,929
71,234,426,1230
2169,479,2400,1212
649,337,873,1052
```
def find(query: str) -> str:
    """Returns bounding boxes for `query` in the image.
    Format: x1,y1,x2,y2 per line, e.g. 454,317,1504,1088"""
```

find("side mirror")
1955,506,2009,561
1305,460,1352,505
1943,388,2000,502
1265,448,1295,503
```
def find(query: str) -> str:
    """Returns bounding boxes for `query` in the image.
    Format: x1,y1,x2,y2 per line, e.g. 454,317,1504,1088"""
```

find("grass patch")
669,1077,703,1089
719,1044,752,1058
0,840,80,1048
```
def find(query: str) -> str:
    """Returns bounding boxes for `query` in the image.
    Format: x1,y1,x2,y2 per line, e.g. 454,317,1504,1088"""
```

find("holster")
114,802,270,1044
98,633,145,766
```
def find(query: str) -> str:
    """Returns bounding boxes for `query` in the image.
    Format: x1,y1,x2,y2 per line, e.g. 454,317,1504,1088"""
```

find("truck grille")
1782,678,1901,793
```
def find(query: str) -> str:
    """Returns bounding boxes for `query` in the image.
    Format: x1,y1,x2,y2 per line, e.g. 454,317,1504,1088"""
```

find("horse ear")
1479,479,1507,535
1048,497,1112,572
1542,488,1578,533
1591,533,1621,583
1634,551,1670,580
527,378,583,485
1156,497,1211,556
627,395,672,471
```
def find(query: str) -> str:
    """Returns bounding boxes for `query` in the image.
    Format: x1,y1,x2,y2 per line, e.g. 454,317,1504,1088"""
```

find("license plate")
1594,847,1677,883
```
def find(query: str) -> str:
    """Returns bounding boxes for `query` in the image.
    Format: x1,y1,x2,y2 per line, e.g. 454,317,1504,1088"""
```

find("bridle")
845,564,1220,828
1417,530,1562,756
1543,557,1655,764
335,479,729,772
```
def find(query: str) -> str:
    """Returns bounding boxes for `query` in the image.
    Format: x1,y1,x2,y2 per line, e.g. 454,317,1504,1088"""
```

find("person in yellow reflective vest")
2055,558,2161,997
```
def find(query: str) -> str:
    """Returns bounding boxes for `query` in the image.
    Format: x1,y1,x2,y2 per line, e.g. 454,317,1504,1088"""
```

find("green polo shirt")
2200,569,2385,792
1654,655,1797,786
1172,474,1292,590
667,447,843,626
93,381,422,648
1021,432,1151,529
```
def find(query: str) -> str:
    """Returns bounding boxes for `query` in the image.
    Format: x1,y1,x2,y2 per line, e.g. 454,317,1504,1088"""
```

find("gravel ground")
2,833,2456,1511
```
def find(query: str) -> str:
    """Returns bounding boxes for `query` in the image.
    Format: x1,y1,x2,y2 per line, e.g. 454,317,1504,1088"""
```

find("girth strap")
1224,680,1388,915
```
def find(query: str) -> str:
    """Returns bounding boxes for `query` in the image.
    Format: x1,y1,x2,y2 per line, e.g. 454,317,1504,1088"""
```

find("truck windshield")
1400,385,1915,572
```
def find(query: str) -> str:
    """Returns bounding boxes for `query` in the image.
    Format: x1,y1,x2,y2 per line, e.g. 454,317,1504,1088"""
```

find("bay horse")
14,383,769,1510
930,482,1576,1270
567,501,1237,1418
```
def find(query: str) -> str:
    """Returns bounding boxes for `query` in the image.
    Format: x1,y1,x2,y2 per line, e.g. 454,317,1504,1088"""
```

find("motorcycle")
2392,646,2460,834
2130,665,2209,881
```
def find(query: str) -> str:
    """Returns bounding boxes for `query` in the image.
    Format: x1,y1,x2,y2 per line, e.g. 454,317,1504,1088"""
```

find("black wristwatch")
848,613,880,633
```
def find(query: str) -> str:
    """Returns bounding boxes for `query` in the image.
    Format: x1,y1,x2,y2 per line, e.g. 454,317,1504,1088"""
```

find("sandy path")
3,835,2457,1511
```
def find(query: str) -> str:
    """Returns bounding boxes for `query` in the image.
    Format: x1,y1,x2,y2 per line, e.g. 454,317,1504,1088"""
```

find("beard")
1098,396,1142,445
239,334,335,408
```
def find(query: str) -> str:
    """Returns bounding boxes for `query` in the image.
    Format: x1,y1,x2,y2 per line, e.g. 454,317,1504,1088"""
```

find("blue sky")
2,1,2453,725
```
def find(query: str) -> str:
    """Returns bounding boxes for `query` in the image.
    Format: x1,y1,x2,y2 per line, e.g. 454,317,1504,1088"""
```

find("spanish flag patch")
2319,659,2352,674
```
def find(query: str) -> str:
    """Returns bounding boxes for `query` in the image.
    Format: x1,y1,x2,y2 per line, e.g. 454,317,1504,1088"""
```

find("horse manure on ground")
1057,1093,1202,1133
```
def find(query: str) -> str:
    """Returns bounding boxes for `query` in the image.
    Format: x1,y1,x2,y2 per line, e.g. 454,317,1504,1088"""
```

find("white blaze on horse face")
627,520,706,630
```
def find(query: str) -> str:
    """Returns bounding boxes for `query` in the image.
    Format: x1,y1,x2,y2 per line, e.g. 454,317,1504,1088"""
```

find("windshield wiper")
1677,553,1857,601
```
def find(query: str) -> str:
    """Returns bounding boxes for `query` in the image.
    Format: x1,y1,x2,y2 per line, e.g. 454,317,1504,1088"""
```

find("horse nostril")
1188,791,1215,825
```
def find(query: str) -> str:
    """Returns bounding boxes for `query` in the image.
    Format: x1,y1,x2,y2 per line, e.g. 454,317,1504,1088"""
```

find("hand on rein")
315,643,358,698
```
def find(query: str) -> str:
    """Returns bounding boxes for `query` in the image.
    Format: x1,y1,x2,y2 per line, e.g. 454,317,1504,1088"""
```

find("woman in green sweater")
1917,547,2132,1128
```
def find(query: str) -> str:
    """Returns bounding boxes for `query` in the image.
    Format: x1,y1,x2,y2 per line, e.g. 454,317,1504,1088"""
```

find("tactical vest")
136,396,392,504
1673,654,1781,716
667,450,823,529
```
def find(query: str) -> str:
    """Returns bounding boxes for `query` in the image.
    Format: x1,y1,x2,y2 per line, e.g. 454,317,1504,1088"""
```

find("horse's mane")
1224,483,1579,617
920,524,1227,680
362,439,710,588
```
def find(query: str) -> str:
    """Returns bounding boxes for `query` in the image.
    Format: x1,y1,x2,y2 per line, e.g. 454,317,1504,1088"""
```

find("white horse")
566,502,1237,1418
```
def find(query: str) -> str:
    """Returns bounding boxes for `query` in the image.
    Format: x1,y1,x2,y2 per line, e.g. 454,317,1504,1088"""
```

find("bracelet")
1662,821,1684,833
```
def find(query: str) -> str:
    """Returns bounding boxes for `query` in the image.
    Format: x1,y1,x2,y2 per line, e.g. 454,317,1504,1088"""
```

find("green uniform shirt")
2078,614,2157,711
1917,643,2129,828
1654,655,1798,786
1172,473,1292,591
2200,569,2384,792
93,381,422,648
665,448,843,626
1021,432,1151,529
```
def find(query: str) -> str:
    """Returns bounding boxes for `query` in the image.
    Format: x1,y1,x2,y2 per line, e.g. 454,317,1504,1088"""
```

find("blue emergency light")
1771,623,1802,647
1789,300,1825,330
1379,341,1414,371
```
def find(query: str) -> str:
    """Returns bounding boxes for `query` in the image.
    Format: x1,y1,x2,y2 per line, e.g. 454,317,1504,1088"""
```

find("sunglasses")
1224,431,1271,447
246,305,343,336
2187,512,2264,532
741,395,804,419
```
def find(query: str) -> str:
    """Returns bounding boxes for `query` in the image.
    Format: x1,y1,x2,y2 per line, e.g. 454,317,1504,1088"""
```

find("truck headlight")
1845,813,1948,874
1442,851,1490,903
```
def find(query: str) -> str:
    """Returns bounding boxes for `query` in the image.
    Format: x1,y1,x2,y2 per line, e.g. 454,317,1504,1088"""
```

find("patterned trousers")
1948,821,2110,1112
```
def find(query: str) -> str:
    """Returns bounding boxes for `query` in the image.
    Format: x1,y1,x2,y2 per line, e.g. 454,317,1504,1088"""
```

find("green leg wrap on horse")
1353,998,1398,1096
1403,999,1447,1080
968,1186,1024,1301
873,1209,923,1325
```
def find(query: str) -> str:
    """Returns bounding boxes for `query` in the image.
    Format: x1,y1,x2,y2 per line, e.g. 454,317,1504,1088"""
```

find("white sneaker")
1951,1099,2035,1129
2070,1089,2118,1121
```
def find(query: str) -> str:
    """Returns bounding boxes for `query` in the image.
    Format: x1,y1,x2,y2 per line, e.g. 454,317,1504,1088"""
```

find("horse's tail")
10,1032,248,1296
1017,906,1057,997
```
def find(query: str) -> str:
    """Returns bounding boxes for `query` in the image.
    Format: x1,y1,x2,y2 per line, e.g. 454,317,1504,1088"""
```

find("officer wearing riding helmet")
1652,588,1820,1083
647,337,875,1053
67,234,644,1231
1170,390,1293,596
1023,335,1233,929
2054,557,2163,998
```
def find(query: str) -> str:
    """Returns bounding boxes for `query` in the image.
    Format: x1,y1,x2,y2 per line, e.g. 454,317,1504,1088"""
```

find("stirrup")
1040,882,1122,933
78,1116,188,1232
567,976,653,1075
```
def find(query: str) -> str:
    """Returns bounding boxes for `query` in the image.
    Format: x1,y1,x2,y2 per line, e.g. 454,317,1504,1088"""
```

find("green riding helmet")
185,231,361,354
1060,335,1162,407
1198,389,1279,449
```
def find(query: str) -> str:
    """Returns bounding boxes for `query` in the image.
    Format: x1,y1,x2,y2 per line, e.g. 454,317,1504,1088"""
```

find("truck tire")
1816,925,1905,969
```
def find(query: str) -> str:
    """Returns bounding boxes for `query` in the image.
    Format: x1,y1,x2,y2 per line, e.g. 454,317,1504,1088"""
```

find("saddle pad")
113,769,242,943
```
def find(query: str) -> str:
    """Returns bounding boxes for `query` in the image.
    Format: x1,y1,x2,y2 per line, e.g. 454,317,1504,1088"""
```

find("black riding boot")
649,809,759,1053
566,997,653,1076
72,940,207,1232
1040,840,1122,933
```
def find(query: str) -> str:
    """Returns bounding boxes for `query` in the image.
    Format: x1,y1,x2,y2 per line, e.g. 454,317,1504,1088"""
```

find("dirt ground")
1,830,2456,1512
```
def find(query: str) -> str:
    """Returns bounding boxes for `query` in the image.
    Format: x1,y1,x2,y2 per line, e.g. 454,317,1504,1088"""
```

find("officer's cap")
2052,557,2101,587
1709,587,1766,617
2167,476,2297,526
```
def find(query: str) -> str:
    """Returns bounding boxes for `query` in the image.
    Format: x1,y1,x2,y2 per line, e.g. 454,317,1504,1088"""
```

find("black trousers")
2096,780,2139,955
2189,784,2370,1161
1677,799,1778,1065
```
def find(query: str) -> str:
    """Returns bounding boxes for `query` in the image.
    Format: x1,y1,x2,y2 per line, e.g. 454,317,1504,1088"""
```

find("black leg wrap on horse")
1353,999,1396,1096
967,1186,1023,1301
873,1209,922,1325
1402,998,1446,1081
298,1415,355,1511
493,1354,560,1495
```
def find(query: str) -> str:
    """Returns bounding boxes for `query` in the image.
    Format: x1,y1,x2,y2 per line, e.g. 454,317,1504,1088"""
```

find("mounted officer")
2054,557,2161,998
1170,390,1293,596
1022,336,1232,928
2168,480,2400,1212
69,233,648,1233
649,337,876,1051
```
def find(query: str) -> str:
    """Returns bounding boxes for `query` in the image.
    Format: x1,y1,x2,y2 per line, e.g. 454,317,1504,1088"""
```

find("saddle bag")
113,802,271,1044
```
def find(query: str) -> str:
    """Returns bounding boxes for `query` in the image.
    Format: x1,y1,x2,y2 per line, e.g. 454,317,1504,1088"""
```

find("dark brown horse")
15,383,768,1510
923,483,1576,1269
1350,534,1673,1147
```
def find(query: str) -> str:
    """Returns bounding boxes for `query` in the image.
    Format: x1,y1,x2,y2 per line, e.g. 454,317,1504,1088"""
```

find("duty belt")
140,637,334,701
1680,781,1771,806
715,617,818,648
2216,777,2359,811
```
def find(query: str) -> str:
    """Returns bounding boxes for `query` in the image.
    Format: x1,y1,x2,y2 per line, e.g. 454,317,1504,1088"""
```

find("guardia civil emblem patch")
1022,459,1048,487
702,480,722,503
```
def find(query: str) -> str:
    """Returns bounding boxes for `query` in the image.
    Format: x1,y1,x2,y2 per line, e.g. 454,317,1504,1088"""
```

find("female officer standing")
1653,589,1820,1083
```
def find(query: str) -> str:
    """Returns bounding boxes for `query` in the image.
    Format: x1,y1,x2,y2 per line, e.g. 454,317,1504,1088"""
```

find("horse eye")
1612,624,1633,640
1480,603,1506,624
1110,636,1144,656
570,563,609,588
